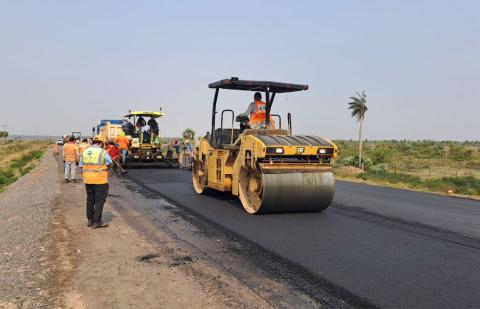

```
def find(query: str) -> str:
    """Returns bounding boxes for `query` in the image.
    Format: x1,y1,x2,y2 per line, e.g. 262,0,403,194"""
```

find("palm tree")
348,91,368,169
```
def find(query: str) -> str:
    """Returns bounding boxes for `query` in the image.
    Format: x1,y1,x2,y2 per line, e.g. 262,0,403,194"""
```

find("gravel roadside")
0,149,62,308
0,148,329,308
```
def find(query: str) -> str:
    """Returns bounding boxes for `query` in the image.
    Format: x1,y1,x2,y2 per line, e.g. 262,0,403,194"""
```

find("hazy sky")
0,0,478,140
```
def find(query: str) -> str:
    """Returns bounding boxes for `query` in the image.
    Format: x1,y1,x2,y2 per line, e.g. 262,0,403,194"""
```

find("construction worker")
79,135,112,228
173,140,181,158
107,142,120,164
236,92,275,129
148,117,159,135
115,132,130,165
63,136,79,183
183,139,194,169
78,138,89,156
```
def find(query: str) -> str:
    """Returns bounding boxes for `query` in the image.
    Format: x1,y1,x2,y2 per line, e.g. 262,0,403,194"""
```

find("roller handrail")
220,109,235,145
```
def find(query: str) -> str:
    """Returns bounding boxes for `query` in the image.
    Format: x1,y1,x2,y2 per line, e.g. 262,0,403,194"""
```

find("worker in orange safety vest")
78,138,89,156
79,135,112,228
236,92,275,129
115,132,130,165
63,136,79,183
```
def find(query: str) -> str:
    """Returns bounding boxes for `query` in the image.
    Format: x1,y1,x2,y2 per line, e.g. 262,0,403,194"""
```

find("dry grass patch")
0,141,51,191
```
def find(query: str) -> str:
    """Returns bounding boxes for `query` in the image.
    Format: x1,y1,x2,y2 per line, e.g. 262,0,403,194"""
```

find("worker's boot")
87,220,93,227
92,222,109,229
71,179,77,183
64,179,70,183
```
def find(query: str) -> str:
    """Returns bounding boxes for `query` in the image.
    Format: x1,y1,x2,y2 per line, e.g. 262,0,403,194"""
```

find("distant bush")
370,163,389,173
371,144,394,164
337,155,372,169
448,145,474,161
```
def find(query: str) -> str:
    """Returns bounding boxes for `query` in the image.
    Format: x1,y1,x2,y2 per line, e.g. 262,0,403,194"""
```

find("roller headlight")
266,147,284,154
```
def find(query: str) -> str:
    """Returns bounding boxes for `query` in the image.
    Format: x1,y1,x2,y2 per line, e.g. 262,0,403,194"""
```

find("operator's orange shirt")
116,135,129,150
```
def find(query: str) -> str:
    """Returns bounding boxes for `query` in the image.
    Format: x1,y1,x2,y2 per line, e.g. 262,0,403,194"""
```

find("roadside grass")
334,140,480,198
0,141,51,191
358,170,480,196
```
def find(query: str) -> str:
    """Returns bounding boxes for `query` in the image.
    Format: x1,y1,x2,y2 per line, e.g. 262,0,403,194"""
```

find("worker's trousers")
85,183,109,224
64,162,76,180
121,149,128,164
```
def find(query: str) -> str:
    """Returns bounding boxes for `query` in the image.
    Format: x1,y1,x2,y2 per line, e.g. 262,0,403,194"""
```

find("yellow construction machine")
122,110,178,168
192,78,338,214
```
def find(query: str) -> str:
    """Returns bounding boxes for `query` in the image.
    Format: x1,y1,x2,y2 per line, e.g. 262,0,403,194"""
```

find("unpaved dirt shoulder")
0,150,63,308
60,174,287,308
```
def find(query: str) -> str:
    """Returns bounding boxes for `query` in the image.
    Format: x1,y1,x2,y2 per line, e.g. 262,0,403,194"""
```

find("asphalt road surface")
126,168,480,308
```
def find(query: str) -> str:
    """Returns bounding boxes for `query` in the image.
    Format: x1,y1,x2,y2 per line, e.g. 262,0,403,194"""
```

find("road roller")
192,77,338,214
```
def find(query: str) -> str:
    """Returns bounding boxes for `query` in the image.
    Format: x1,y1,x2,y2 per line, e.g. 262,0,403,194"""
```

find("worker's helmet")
92,135,105,144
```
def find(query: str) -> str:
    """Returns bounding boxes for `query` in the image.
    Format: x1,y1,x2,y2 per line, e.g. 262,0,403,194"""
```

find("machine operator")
236,92,275,129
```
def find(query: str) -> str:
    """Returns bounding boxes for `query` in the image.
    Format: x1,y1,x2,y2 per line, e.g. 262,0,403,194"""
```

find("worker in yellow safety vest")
236,92,275,129
79,135,112,228
63,136,79,183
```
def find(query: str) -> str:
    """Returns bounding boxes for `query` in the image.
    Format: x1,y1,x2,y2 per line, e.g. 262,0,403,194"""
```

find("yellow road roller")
192,77,338,214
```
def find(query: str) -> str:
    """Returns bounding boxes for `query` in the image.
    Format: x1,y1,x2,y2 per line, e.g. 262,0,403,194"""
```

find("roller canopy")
209,78,308,93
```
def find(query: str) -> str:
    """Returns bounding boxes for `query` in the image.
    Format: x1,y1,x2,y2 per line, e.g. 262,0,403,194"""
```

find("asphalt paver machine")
123,110,178,168
192,77,338,214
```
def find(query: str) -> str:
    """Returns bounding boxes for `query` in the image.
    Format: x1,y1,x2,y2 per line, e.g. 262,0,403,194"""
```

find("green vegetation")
334,140,480,197
182,128,196,139
347,91,368,168
0,141,50,191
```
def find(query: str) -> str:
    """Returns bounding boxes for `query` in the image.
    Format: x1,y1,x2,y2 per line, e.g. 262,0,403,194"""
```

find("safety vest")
250,100,275,129
82,147,109,184
116,135,129,150
63,143,78,163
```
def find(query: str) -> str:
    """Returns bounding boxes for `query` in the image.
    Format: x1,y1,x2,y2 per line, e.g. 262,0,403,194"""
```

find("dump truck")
122,111,178,168
96,120,123,141
192,78,338,214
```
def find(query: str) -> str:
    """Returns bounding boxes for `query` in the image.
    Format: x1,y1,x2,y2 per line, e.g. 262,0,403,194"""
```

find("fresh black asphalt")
126,168,480,308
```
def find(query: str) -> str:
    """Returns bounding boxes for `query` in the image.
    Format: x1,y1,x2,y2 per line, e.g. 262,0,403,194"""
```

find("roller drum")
239,169,335,214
